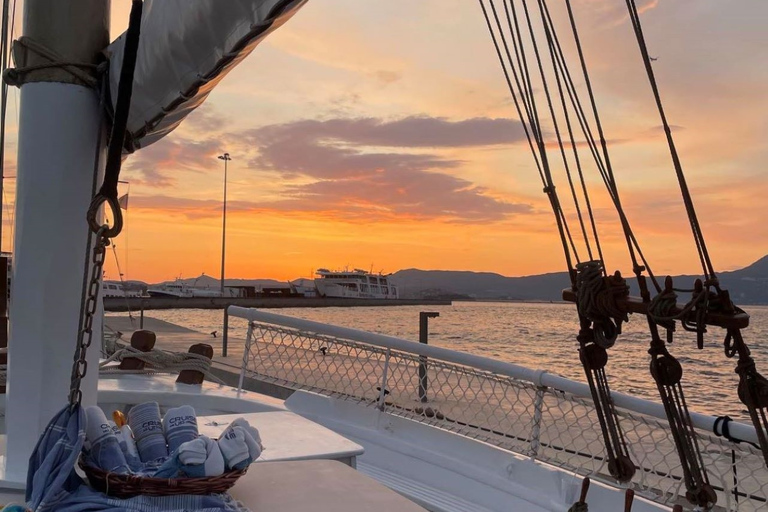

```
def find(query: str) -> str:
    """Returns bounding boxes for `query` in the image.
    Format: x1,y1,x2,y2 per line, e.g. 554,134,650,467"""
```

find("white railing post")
237,321,254,397
529,386,546,457
377,349,391,410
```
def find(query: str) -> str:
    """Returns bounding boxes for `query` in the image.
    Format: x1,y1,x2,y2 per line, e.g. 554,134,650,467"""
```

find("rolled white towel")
239,427,262,461
217,425,250,470
152,437,208,479
231,418,264,452
178,437,207,466
184,436,225,478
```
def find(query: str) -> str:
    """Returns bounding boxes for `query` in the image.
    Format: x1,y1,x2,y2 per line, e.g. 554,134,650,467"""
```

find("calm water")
131,302,768,422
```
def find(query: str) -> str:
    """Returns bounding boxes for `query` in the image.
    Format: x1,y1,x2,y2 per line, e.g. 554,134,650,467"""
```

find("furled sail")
105,0,308,153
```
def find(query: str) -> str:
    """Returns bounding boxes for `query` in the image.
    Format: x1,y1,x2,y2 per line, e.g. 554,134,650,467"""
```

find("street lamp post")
218,153,231,295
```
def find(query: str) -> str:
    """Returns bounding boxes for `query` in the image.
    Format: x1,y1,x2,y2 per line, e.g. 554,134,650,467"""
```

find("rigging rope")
478,0,641,482
111,243,134,321
478,0,578,280
623,0,714,282
646,317,716,508
623,0,768,477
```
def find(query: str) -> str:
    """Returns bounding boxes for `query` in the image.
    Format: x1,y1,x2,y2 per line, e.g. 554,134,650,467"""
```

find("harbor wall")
103,296,451,312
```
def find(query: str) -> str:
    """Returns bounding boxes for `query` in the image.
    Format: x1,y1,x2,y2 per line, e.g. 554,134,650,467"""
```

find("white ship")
315,268,398,299
102,280,142,298
147,279,223,298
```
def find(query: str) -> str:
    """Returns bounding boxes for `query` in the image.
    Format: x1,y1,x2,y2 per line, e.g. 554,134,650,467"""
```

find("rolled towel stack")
163,405,199,453
85,406,130,474
127,401,168,463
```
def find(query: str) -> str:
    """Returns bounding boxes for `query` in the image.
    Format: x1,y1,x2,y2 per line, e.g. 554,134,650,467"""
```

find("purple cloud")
124,136,223,187
128,115,532,223
243,116,526,150
230,115,531,222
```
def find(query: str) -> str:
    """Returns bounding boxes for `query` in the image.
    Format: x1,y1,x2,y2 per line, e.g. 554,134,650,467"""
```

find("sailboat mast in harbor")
4,0,107,482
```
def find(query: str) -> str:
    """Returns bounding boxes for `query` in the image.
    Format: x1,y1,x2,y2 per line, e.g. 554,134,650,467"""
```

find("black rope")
0,0,9,249
535,0,595,262
482,0,543,181
479,0,579,279
624,0,715,281
87,0,143,238
501,0,539,149
489,0,583,267
562,0,661,292
101,0,142,202
479,0,639,482
517,0,576,239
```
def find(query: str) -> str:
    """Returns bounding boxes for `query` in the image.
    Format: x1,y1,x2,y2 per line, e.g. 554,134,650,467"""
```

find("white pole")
4,0,109,483
218,152,230,296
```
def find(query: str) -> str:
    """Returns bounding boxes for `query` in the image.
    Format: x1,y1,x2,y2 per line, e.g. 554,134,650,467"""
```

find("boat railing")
228,306,768,511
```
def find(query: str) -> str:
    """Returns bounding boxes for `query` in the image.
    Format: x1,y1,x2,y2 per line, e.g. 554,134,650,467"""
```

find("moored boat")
315,268,399,299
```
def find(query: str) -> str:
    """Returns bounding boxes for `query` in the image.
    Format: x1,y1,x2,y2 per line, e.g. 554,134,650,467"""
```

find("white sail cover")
106,0,308,153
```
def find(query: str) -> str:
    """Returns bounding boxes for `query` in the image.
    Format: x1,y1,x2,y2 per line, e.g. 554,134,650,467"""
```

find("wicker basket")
79,457,247,498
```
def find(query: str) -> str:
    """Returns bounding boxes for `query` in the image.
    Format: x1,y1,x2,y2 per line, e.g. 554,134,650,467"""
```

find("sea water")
123,301,768,422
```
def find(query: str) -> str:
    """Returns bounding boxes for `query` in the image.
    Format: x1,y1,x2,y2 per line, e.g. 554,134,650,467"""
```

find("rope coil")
575,261,628,349
99,346,224,385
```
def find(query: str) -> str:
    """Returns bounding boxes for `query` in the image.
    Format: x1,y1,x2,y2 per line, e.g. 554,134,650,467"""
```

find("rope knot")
575,261,628,348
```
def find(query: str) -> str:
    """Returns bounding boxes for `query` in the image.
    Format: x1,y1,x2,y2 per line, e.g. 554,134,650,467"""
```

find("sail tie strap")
3,36,101,88
711,415,756,447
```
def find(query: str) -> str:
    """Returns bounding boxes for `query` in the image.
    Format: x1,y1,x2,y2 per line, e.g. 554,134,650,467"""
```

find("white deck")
230,459,426,511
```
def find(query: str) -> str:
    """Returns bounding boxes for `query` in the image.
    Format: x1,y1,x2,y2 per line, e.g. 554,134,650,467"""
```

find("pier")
103,296,451,312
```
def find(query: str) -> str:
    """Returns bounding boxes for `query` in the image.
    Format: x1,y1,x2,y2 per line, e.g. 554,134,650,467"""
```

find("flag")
118,193,129,210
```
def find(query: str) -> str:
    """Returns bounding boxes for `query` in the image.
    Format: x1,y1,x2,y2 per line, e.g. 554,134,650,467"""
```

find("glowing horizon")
4,0,768,283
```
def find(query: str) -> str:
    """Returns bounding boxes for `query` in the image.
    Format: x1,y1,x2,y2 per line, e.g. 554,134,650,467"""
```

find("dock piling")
418,311,439,403
223,307,229,357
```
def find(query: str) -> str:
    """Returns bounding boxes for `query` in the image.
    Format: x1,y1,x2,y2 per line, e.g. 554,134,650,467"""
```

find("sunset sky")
3,1,768,283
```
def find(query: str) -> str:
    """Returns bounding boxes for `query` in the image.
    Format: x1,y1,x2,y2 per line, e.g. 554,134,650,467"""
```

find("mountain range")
131,255,768,305
389,255,768,304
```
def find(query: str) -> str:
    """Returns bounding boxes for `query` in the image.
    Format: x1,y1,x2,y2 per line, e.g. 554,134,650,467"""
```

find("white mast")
4,0,109,483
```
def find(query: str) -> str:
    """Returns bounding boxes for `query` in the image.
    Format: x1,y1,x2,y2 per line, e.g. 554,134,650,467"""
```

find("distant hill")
148,275,291,290
390,255,768,304
390,269,569,301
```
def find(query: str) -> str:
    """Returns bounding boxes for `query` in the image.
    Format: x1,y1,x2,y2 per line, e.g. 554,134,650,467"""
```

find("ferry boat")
315,268,399,299
102,280,142,298
147,279,223,298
